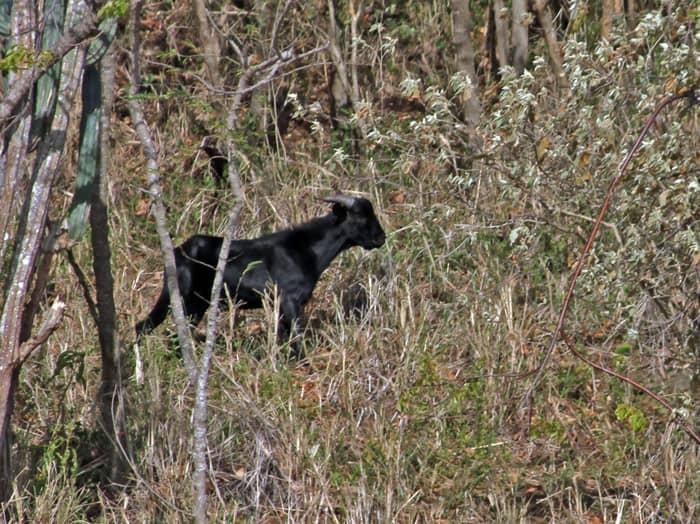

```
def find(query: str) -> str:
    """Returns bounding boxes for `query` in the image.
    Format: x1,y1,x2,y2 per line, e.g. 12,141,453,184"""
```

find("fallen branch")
128,0,198,381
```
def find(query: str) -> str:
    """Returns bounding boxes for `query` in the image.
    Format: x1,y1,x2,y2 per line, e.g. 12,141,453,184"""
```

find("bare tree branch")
191,7,323,518
0,2,88,497
561,334,700,445
269,0,295,54
349,0,363,105
127,0,198,381
18,299,65,365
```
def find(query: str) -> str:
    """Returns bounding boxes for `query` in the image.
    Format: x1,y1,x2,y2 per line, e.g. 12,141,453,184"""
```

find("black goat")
135,195,386,344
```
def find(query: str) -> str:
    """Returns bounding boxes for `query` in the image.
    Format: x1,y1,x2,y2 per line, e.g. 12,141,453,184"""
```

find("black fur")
135,196,386,344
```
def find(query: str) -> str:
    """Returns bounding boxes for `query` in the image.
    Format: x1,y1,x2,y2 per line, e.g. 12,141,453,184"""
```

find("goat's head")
325,195,386,249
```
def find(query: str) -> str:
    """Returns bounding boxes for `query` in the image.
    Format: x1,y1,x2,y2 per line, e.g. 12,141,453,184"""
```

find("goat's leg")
136,285,170,336
136,250,195,337
278,295,304,358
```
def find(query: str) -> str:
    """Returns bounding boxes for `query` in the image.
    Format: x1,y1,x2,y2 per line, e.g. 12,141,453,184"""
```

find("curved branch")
127,0,198,381
562,334,700,445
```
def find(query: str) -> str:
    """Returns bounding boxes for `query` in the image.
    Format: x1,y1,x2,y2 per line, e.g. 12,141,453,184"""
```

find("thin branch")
326,0,353,99
247,45,328,92
562,334,700,445
127,0,198,381
0,11,99,124
18,299,65,365
349,0,363,104
181,44,326,97
552,206,622,245
270,0,295,54
65,248,99,326
192,146,245,524
519,88,699,417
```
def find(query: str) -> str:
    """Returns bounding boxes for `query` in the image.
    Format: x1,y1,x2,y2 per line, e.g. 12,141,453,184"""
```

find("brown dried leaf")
135,198,151,217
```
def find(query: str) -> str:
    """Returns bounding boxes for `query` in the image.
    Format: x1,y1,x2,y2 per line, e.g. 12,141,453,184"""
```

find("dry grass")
13,157,697,521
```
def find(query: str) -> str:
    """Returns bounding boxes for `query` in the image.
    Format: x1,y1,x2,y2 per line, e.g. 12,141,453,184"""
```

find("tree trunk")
91,47,128,485
0,27,84,503
511,0,529,75
492,0,510,71
0,366,19,502
18,225,60,345
533,0,566,88
601,0,613,39
193,0,222,88
450,0,481,127
627,0,636,25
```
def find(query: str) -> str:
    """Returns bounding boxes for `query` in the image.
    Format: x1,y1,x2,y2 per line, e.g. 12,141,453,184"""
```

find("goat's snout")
370,229,386,248
359,220,385,249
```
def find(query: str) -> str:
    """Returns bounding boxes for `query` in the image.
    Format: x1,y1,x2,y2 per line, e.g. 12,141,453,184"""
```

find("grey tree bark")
191,10,311,524
128,0,199,382
0,0,88,499
511,0,529,75
0,9,97,122
91,46,129,485
128,1,307,520
450,0,482,128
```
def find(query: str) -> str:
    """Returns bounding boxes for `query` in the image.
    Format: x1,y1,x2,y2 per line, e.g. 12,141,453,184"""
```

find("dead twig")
18,299,65,365
65,248,99,326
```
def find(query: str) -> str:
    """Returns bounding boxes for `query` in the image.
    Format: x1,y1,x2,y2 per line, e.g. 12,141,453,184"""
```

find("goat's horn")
324,195,357,208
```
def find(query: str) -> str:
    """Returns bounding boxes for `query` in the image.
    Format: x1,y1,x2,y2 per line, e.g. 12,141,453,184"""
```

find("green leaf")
615,403,648,433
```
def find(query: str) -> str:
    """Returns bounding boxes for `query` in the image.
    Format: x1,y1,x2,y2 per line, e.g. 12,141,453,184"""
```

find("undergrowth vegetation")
7,1,698,521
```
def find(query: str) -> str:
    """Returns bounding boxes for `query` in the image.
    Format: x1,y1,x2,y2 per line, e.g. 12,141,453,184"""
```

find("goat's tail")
135,285,170,337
